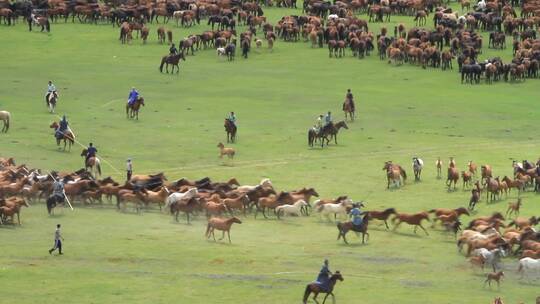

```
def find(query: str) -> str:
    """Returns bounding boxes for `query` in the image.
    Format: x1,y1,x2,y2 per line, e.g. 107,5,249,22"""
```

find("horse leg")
227,230,231,243
322,293,330,304
419,223,429,235
219,230,225,240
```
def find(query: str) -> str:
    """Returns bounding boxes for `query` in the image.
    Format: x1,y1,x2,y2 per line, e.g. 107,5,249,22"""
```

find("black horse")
225,43,236,61
241,39,250,59
207,15,221,30
46,194,65,215
159,52,186,73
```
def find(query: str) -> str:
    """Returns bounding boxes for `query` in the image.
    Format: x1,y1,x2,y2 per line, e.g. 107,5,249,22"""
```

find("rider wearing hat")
169,43,178,56
315,259,332,292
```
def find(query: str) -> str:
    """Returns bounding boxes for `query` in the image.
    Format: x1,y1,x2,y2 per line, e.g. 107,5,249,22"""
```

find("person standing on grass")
49,224,64,255
126,158,133,181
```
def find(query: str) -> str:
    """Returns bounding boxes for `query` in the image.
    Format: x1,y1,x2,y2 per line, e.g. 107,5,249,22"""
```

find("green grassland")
1,3,540,303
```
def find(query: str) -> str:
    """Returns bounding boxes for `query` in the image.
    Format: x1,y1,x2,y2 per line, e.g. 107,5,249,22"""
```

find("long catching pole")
47,171,74,211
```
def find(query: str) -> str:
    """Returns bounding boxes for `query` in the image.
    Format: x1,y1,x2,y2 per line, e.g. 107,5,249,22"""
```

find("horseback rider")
349,202,364,229
85,142,97,165
52,177,65,204
315,259,332,292
324,111,332,127
227,111,237,127
345,89,355,112
46,80,57,104
55,115,69,139
169,43,178,56
127,87,139,106
314,114,323,133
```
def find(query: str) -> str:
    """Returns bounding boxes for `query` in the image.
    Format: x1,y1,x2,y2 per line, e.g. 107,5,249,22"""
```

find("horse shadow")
391,231,425,238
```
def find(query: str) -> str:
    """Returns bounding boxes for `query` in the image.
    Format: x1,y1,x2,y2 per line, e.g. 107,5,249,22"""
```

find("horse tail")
400,166,407,180
5,113,9,131
517,260,523,273
97,161,102,176
428,209,436,213
159,57,166,72
302,284,311,304
46,197,53,215
205,222,211,237
45,20,50,32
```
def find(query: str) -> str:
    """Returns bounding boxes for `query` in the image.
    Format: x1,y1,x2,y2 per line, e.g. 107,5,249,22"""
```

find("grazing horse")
159,52,186,73
46,91,58,113
302,272,344,304
205,216,242,243
412,157,423,181
49,121,74,151
342,98,355,121
0,110,10,133
126,96,145,120
383,161,407,188
392,212,430,235
224,119,237,143
366,208,397,229
336,214,370,244
81,149,101,177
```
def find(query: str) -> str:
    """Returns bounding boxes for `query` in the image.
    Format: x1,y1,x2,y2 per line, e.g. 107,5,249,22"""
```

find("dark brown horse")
159,52,186,73
342,98,355,121
49,121,74,151
392,211,430,235
126,96,145,120
170,197,202,223
447,167,459,190
224,119,237,143
302,272,344,304
336,214,370,244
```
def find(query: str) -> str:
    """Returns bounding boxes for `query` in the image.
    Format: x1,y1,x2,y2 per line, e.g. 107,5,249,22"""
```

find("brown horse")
205,216,242,243
302,272,344,304
126,96,145,120
224,119,237,143
170,197,202,223
336,214,370,244
484,271,504,288
328,121,349,145
392,211,430,235
383,161,407,188
462,171,472,189
505,198,522,217
366,208,396,229
481,165,492,183
484,177,499,202
49,121,74,151
447,167,459,190
159,52,186,73
342,99,355,121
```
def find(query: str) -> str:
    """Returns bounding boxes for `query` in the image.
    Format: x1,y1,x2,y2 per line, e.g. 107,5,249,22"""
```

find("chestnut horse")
383,161,407,188
336,214,370,244
447,167,459,190
392,211,430,235
342,99,355,121
366,208,396,229
205,216,242,243
126,96,145,120
49,121,74,151
302,272,344,304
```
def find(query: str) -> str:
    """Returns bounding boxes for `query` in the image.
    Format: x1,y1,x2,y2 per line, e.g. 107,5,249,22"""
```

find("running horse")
383,161,407,188
126,96,145,120
81,149,102,177
302,272,344,304
342,98,355,121
336,213,370,244
46,91,58,113
159,52,186,74
224,119,237,143
49,121,74,151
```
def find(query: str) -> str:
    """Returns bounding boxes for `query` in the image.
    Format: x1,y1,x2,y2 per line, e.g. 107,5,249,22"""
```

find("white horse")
217,47,226,58
316,199,353,221
47,91,59,113
412,157,424,181
165,188,198,209
327,14,338,21
518,257,540,280
276,200,308,218
472,248,506,271
0,110,10,133
237,178,272,192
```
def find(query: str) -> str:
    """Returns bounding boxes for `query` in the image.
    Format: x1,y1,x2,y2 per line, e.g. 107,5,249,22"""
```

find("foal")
217,142,235,159
505,198,522,217
484,271,504,288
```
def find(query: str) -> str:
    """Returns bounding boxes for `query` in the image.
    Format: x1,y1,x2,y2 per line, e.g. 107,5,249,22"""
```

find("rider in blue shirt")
55,115,68,139
127,87,139,106
227,112,237,127
315,259,332,292
324,111,332,127
85,143,97,165
349,202,363,228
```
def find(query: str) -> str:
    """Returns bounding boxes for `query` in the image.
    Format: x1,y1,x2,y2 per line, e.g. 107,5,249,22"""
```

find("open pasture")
1,1,540,303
